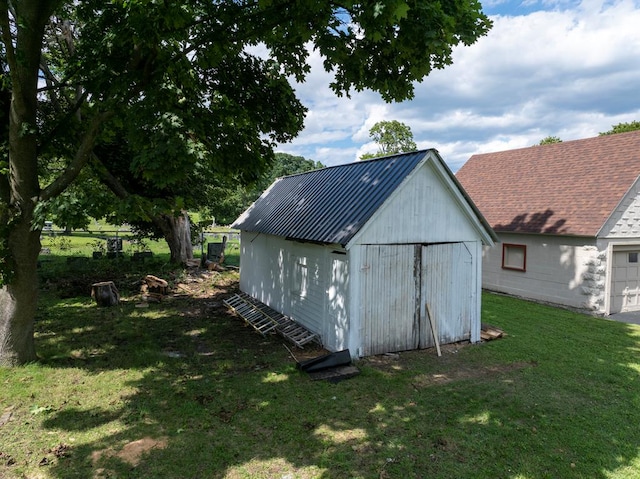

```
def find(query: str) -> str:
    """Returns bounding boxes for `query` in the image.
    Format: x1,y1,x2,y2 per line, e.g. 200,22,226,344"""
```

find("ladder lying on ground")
223,293,320,348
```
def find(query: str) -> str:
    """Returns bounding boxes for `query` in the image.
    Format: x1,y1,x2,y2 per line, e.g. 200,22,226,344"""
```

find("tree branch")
40,110,113,202
89,155,131,200
0,2,17,75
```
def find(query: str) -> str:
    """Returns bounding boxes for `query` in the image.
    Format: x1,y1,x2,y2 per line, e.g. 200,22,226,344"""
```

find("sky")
274,0,640,172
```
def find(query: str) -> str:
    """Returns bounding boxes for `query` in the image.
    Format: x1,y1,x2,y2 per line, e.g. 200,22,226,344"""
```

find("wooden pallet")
223,293,320,348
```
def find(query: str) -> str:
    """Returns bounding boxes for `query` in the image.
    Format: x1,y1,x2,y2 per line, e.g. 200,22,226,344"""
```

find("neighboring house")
232,150,496,358
456,130,640,315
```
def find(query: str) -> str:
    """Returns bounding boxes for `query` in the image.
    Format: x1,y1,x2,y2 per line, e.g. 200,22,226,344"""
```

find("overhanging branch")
40,110,113,202
89,154,131,200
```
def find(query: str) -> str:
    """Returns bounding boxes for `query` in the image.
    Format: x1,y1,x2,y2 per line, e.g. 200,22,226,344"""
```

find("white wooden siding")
357,242,478,357
239,233,291,313
326,253,350,351
239,233,352,350
352,161,485,246
288,242,327,335
422,243,474,345
359,244,419,356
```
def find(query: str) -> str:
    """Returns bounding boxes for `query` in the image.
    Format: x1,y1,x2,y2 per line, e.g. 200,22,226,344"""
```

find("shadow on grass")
28,286,640,479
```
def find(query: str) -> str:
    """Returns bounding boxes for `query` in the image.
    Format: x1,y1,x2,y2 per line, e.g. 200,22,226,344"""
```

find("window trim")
502,243,527,272
292,257,308,297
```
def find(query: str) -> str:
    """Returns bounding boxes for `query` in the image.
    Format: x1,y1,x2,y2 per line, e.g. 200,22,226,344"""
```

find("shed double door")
360,243,473,357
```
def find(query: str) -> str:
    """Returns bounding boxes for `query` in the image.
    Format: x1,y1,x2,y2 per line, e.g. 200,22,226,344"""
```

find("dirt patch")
411,361,536,388
92,436,168,477
362,342,472,373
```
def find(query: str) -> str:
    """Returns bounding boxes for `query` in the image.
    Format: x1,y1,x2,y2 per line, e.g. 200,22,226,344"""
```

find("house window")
293,257,308,297
630,252,639,263
502,243,526,272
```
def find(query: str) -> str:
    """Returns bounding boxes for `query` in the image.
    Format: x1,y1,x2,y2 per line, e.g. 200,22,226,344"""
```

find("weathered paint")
354,242,479,357
239,232,351,353
349,158,494,247
236,151,494,358
357,244,419,356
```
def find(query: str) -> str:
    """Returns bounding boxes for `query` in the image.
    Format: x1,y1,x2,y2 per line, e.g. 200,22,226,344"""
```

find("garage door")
611,248,640,313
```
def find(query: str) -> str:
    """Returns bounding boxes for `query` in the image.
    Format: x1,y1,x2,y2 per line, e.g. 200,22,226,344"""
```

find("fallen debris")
297,349,360,383
0,451,15,466
481,323,505,341
143,275,168,295
0,406,14,427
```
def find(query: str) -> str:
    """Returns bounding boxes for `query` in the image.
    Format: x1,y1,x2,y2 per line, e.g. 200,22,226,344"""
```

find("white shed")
232,150,496,358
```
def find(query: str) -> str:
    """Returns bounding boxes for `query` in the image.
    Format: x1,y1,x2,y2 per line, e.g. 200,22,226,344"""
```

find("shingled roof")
455,130,640,237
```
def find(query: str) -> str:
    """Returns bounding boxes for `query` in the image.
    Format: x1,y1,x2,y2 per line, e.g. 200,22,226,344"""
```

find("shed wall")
238,233,350,352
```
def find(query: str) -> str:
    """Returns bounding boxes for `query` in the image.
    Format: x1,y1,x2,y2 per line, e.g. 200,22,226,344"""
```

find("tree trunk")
0,2,50,366
154,211,193,264
0,218,41,366
0,2,98,366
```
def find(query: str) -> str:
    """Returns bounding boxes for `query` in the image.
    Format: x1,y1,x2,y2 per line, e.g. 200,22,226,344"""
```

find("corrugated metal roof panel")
232,150,429,246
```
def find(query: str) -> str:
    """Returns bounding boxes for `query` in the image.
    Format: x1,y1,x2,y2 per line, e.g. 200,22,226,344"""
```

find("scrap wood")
426,303,442,357
481,323,505,341
144,274,168,295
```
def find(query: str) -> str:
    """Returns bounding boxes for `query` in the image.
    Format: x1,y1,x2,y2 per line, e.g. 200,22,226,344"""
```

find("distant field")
38,228,240,267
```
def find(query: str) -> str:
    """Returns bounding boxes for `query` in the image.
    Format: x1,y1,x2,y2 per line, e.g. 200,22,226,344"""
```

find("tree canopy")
538,136,562,145
0,0,492,365
600,121,640,135
211,153,324,226
360,120,418,160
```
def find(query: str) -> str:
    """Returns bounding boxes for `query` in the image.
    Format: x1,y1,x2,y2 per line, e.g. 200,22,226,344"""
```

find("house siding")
482,233,605,311
601,178,640,238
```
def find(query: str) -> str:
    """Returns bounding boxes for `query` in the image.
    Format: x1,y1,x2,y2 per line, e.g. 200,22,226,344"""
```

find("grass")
1,257,640,477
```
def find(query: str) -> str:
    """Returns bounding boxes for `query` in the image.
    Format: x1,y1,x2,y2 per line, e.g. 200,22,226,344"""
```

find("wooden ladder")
223,294,279,336
223,293,320,348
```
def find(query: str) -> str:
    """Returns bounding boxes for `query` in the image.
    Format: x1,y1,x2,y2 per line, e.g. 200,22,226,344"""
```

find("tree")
600,121,640,135
538,136,562,145
360,120,417,160
0,1,492,365
209,153,324,226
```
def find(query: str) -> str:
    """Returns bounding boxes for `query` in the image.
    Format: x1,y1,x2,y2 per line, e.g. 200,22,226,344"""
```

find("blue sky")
275,0,640,172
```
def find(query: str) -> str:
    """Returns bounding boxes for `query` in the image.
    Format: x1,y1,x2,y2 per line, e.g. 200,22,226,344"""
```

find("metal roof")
232,150,429,246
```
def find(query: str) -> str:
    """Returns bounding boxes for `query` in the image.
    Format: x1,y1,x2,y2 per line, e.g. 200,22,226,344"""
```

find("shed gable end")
352,158,490,246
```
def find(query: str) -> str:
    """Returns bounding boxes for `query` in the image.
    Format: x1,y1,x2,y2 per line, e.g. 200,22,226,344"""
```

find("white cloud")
277,0,640,170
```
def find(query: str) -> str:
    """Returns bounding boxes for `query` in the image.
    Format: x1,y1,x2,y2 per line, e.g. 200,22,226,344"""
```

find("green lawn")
1,269,640,478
